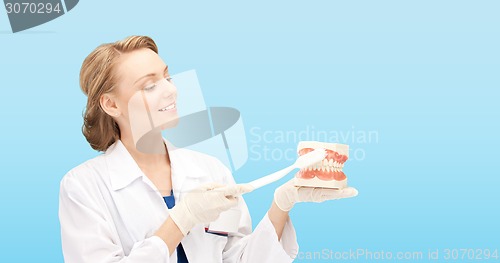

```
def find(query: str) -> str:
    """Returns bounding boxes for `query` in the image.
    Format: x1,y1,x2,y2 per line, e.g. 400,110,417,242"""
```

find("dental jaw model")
295,141,349,189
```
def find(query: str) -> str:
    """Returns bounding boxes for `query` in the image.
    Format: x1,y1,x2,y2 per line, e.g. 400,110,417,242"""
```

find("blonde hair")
80,35,159,152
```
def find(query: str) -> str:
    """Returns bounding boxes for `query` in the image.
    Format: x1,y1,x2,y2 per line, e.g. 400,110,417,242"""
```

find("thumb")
218,184,254,197
236,184,255,195
319,187,359,200
340,187,358,198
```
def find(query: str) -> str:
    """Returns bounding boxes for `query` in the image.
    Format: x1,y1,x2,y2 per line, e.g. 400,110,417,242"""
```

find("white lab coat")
59,140,299,262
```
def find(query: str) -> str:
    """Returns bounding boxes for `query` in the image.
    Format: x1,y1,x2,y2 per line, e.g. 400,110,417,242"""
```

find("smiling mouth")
158,103,176,112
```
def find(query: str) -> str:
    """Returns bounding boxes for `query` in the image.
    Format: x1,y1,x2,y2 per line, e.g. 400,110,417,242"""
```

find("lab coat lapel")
105,141,168,242
112,178,167,242
167,146,206,200
105,140,218,256
167,145,223,262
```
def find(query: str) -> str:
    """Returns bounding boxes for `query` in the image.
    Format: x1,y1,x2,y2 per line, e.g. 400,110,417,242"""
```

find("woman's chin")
159,117,179,130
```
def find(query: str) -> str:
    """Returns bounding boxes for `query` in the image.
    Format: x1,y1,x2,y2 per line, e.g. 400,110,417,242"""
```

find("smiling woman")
59,35,358,263
79,36,161,152
59,35,302,263
102,47,179,155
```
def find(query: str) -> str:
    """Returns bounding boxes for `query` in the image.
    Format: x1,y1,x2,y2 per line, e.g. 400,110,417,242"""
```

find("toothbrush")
244,148,327,191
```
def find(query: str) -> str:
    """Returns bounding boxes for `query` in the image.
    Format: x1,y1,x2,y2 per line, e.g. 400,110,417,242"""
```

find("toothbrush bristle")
296,148,326,168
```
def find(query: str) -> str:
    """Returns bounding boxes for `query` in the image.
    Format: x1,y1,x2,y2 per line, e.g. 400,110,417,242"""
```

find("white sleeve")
59,175,171,263
219,166,299,262
223,208,299,262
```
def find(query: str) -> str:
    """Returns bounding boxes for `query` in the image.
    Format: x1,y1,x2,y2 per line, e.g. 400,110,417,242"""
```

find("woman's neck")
120,129,170,169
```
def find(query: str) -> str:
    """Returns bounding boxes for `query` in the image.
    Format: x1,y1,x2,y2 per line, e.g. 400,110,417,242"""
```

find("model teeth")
159,103,175,111
304,158,346,172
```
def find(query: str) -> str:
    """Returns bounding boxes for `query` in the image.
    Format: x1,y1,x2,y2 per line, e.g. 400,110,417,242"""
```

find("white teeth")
159,103,175,111
303,159,344,173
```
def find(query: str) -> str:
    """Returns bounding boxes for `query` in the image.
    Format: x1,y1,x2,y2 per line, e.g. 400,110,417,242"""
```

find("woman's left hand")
273,179,358,212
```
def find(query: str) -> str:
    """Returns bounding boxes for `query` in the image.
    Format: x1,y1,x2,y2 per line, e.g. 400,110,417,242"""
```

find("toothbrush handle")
247,165,296,190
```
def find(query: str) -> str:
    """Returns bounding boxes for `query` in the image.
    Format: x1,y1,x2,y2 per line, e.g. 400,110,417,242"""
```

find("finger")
342,187,359,198
219,185,243,197
319,187,358,200
224,200,239,211
220,194,240,210
195,182,225,192
235,184,255,195
217,184,253,197
286,178,298,186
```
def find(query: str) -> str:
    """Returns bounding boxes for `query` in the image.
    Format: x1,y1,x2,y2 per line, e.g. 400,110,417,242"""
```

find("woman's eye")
144,83,156,91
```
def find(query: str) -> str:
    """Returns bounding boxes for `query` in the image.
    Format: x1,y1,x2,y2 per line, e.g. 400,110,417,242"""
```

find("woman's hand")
273,179,358,212
169,183,251,236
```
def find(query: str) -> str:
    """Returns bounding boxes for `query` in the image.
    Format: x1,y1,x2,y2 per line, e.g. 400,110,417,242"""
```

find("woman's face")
113,48,178,138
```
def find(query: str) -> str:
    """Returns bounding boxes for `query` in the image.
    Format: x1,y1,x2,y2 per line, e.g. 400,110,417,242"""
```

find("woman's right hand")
168,183,251,236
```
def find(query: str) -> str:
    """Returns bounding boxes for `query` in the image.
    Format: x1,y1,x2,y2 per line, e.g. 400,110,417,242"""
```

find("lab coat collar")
105,139,203,191
106,140,144,191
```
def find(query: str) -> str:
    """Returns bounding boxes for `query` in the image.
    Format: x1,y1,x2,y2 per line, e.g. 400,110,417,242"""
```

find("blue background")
1,1,499,262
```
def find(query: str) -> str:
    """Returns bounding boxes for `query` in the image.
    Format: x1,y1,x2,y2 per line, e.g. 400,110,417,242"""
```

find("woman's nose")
159,78,177,98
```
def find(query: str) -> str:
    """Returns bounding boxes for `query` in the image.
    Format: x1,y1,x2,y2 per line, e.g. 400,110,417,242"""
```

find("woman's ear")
100,93,121,117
